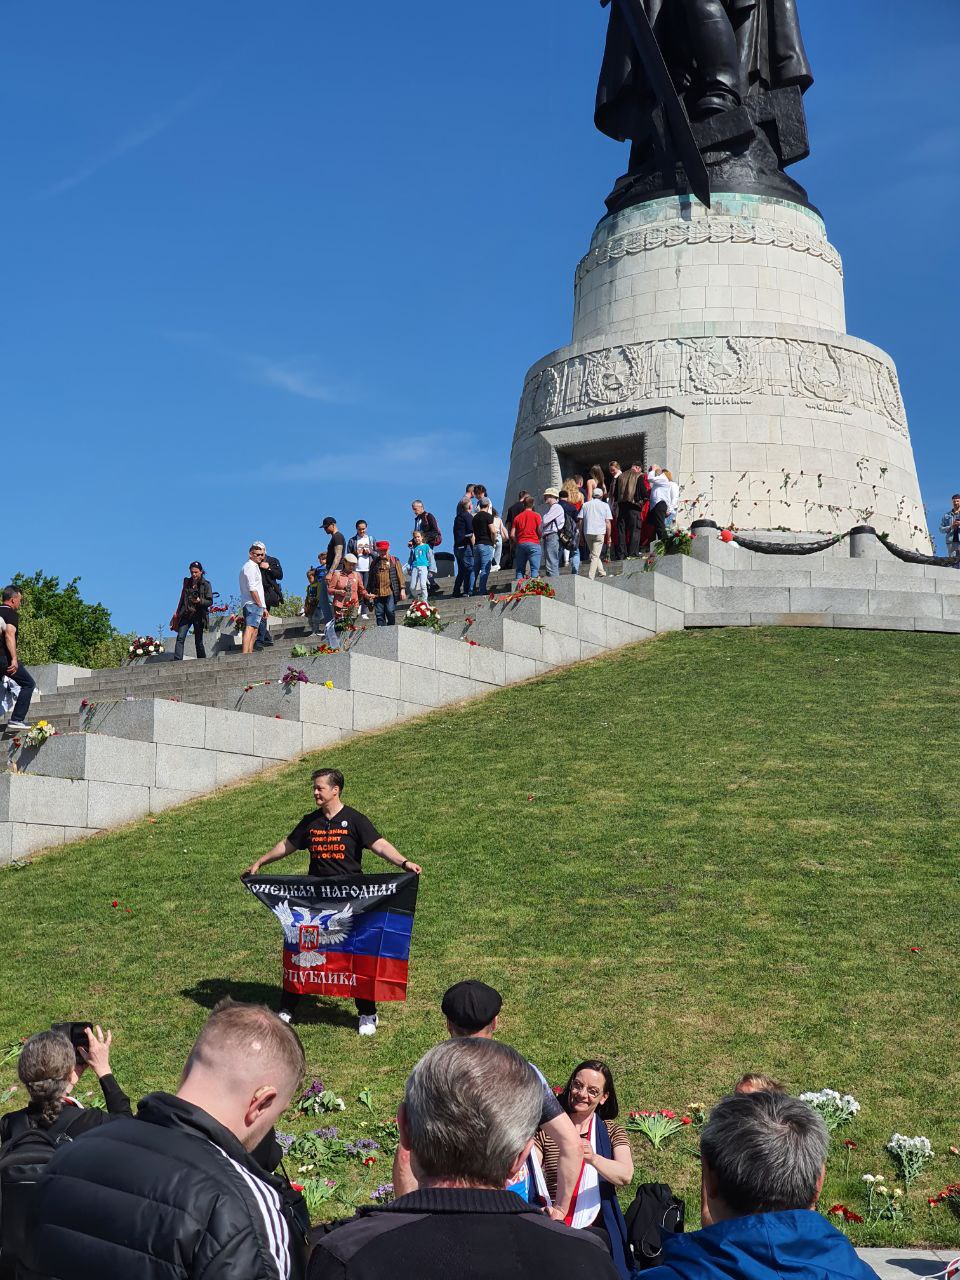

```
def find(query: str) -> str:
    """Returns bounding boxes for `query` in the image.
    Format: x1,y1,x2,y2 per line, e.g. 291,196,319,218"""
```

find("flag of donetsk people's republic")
244,872,419,1002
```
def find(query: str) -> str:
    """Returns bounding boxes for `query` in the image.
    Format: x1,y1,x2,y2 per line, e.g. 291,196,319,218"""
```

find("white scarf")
564,1113,601,1229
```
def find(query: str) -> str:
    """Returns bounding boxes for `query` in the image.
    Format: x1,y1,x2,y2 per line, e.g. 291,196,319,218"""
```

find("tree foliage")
10,571,130,669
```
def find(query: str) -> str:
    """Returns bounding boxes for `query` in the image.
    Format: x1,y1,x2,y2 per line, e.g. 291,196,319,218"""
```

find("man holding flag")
244,768,421,1036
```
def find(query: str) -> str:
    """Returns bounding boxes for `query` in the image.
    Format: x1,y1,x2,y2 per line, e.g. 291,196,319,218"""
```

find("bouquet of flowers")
23,720,57,749
797,1088,860,1131
512,578,555,600
403,601,444,633
625,1109,692,1149
887,1134,934,1187
281,667,310,689
861,1174,903,1221
128,636,163,659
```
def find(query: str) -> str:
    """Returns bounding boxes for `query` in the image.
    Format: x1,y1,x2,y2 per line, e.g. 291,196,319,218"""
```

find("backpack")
0,1109,83,1265
624,1182,685,1270
558,505,579,550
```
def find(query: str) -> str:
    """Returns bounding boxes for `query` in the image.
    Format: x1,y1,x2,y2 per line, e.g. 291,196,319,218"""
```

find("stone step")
693,584,960,622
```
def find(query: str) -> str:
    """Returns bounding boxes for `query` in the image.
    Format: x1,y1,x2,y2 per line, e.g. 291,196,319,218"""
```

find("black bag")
624,1182,685,1270
0,1110,81,1265
558,506,579,550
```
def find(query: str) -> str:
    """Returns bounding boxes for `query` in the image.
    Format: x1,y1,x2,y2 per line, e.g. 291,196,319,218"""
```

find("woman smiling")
534,1059,634,1278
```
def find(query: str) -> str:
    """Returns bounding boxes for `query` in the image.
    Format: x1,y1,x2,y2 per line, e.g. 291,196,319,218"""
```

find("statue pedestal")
505,193,928,549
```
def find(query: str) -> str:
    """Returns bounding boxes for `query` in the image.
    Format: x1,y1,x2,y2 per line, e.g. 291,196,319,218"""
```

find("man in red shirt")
510,496,543,581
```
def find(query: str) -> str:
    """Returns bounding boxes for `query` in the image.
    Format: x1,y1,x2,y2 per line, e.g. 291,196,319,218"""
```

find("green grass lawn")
2,626,959,1244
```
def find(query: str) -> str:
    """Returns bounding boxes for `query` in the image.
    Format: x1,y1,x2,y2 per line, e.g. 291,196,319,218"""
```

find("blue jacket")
645,1210,878,1280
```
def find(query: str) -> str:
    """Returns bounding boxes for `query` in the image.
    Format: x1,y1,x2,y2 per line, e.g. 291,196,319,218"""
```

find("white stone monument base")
506,194,928,550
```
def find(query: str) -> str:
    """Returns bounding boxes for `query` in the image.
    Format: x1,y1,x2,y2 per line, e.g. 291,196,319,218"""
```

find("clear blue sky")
2,1,957,631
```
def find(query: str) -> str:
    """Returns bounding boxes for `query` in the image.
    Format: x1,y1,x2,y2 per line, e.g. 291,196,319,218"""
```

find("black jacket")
260,556,284,609
175,576,213,623
307,1187,618,1280
21,1092,306,1280
0,1073,131,1145
452,509,474,548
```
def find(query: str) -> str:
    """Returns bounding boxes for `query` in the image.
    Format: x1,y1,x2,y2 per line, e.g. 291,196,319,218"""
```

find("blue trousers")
514,543,542,580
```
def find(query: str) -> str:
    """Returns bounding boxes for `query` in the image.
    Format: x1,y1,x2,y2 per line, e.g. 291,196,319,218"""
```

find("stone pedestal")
505,193,927,549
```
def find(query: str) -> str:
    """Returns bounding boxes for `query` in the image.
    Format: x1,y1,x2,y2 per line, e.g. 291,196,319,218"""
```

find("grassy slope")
1,627,958,1243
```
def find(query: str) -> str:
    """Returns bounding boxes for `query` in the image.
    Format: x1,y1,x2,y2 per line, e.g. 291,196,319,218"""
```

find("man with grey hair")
643,1091,879,1280
308,1039,617,1280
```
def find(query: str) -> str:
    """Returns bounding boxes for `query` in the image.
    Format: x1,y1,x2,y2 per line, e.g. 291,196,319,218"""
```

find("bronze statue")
596,0,815,212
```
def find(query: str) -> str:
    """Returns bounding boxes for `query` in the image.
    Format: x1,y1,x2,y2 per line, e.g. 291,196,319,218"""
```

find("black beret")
441,980,502,1033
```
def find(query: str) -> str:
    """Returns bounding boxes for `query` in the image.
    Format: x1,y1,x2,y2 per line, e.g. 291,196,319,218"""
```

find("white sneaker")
6,720,29,732
358,1014,378,1037
278,1010,293,1025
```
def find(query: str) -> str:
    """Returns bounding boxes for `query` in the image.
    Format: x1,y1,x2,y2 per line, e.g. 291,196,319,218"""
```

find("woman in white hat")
326,553,372,630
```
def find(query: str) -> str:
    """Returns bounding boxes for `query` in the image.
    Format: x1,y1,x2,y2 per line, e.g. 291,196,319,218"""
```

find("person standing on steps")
580,487,613,580
243,768,422,1037
0,585,37,734
317,518,346,648
452,496,476,598
239,545,268,656
367,541,407,626
347,520,376,618
411,500,443,596
471,498,497,596
540,488,565,579
255,543,284,651
171,562,213,661
511,496,543,581
940,495,960,566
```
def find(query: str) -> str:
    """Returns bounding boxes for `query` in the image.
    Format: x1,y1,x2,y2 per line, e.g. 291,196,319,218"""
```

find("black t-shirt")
325,532,346,570
287,805,382,877
0,605,19,633
472,511,496,546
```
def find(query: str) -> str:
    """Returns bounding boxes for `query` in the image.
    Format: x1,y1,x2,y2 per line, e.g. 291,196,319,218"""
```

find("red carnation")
843,1140,857,1149
910,946,922,953
661,1110,676,1119
681,1116,692,1125
111,900,118,908
828,1205,846,1216
720,529,734,542
844,1211,864,1224
363,1156,377,1166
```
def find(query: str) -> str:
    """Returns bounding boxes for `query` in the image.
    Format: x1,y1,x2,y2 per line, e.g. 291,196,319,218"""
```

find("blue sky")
2,1,958,631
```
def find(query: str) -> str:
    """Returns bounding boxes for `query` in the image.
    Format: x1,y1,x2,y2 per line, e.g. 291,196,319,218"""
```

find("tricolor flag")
243,872,419,1002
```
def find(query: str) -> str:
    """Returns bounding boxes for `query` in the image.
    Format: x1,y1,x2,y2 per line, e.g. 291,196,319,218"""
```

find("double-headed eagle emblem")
272,900,355,968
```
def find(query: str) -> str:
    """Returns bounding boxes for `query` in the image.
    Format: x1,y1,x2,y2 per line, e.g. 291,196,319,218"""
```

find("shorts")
243,603,264,628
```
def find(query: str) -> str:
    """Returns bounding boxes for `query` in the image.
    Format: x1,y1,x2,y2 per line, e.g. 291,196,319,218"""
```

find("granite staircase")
3,531,958,864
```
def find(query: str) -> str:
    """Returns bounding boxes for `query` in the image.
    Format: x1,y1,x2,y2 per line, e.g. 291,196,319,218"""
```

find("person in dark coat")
171,561,213,661
642,1091,879,1280
308,1039,617,1280
596,0,813,144
20,1002,308,1280
0,1025,131,1145
254,541,284,650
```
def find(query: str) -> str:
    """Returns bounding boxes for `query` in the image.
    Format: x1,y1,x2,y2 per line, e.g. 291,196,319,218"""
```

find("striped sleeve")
213,1147,291,1279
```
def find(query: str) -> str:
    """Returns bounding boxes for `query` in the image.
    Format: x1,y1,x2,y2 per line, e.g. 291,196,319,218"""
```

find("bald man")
21,1001,308,1280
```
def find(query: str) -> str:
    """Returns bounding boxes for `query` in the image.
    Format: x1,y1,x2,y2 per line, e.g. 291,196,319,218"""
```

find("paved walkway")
859,1249,956,1279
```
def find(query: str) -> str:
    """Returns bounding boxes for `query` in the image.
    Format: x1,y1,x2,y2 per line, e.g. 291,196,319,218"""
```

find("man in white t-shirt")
579,488,613,580
239,544,267,655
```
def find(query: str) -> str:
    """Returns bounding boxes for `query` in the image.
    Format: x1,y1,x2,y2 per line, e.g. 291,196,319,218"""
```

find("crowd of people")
169,464,682,663
0,991,880,1280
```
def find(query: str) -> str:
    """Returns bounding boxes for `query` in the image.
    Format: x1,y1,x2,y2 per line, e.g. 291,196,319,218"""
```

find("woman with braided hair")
0,1026,131,1144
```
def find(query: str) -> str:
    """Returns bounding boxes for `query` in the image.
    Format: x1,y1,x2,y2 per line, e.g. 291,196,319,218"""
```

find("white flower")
862,1174,876,1183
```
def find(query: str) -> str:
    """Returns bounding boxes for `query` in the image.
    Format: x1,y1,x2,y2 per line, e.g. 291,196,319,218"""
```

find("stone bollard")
849,526,883,560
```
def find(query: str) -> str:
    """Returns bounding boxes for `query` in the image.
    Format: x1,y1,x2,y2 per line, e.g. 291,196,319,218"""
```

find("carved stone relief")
576,217,843,289
516,336,908,437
